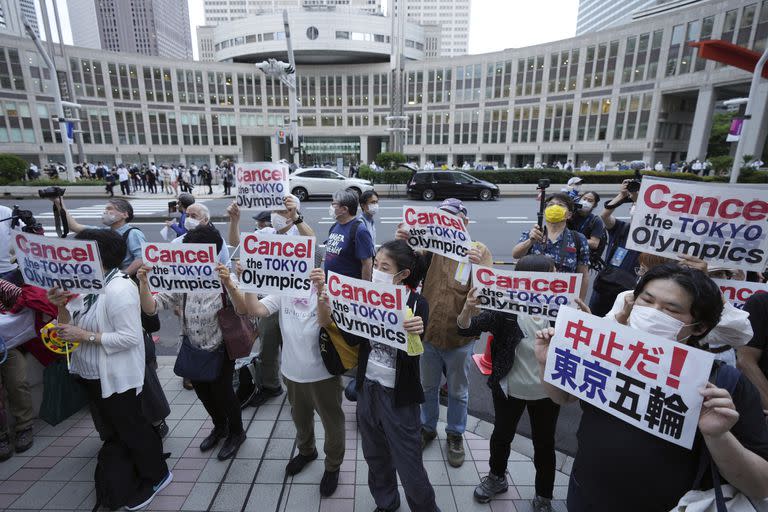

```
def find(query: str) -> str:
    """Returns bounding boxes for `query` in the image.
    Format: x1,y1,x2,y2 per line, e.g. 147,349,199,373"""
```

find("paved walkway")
0,359,572,512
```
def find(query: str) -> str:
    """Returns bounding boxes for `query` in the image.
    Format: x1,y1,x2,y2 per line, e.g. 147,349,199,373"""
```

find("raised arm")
137,265,158,315
226,201,241,248
310,267,332,328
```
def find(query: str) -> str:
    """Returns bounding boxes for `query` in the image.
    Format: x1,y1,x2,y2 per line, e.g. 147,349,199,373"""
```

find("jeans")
420,341,473,436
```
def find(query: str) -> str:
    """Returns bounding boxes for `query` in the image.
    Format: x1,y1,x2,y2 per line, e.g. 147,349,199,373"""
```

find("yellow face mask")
544,204,568,224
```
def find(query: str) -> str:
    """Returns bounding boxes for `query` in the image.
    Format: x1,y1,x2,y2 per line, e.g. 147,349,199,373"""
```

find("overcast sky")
38,0,578,58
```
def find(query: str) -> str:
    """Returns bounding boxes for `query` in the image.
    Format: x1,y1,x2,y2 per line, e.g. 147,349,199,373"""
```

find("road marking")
505,220,534,224
497,216,528,219
36,199,210,219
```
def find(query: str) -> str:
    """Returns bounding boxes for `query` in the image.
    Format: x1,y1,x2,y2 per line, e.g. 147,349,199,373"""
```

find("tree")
707,112,736,157
374,152,407,170
0,154,28,185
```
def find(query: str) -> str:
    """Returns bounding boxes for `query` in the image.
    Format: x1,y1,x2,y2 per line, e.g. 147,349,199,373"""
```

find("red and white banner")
142,242,220,293
712,278,768,310
239,232,315,297
235,162,289,210
402,206,472,262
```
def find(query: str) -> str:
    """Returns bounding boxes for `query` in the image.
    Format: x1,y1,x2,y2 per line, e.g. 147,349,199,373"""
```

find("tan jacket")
421,242,493,350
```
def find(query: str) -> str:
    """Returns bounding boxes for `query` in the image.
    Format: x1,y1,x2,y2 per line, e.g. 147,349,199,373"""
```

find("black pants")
489,394,560,499
80,379,167,485
192,357,243,435
119,180,130,195
223,181,231,195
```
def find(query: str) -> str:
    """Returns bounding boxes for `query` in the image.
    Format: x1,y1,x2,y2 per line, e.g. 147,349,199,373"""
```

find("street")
3,192,634,455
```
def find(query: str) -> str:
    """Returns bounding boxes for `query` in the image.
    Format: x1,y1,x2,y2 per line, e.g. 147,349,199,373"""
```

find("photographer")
0,204,21,285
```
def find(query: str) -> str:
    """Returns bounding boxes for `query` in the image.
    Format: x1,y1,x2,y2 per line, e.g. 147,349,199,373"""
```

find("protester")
396,198,492,468
358,190,379,245
463,255,566,512
231,265,345,497
201,165,214,195
324,189,376,281
569,191,606,256
171,204,230,263
512,192,590,300
535,263,768,511
166,192,195,238
117,164,131,195
223,164,234,196
0,204,21,285
253,211,271,230
738,292,768,410
138,225,247,461
339,240,439,512
46,229,172,511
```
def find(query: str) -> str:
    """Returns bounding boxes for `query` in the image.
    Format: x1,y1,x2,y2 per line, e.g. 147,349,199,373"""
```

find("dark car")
407,171,499,201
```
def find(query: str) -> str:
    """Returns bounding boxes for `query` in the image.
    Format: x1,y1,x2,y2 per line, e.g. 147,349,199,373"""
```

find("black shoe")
248,386,283,407
373,497,401,512
285,449,318,476
153,420,169,440
200,427,228,452
320,469,339,497
217,431,246,461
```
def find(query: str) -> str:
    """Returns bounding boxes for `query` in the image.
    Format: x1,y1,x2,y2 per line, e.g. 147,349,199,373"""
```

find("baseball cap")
178,193,195,209
567,177,583,186
439,198,468,216
253,211,271,222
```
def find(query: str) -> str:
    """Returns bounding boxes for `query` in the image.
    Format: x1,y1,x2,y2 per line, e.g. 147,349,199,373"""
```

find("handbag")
173,335,223,382
39,359,89,425
217,293,257,360
319,324,360,375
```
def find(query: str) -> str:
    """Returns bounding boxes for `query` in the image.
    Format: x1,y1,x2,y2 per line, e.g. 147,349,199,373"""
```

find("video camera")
0,205,44,234
626,161,645,193
38,186,66,199
537,178,551,191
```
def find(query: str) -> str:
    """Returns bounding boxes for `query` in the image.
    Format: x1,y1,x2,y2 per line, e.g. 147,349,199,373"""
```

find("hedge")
0,154,28,185
4,179,107,186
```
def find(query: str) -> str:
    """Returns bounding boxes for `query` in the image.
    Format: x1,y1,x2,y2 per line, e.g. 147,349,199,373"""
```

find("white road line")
497,216,528,219
506,220,534,224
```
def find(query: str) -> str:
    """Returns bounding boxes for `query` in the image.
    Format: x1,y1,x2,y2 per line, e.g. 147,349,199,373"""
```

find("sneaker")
285,449,318,476
153,420,169,440
14,428,33,453
0,435,11,462
473,473,508,503
248,386,283,407
124,470,173,511
532,495,554,512
319,469,339,497
420,428,437,450
446,433,465,467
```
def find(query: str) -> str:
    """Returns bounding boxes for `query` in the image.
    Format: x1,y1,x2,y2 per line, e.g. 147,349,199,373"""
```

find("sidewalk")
0,358,572,512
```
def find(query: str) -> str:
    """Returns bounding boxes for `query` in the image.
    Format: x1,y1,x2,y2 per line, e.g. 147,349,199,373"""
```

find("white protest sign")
402,206,472,262
239,232,315,298
142,242,220,293
713,278,768,310
326,271,408,351
625,177,768,271
473,265,582,319
13,233,105,294
235,162,289,210
544,306,713,449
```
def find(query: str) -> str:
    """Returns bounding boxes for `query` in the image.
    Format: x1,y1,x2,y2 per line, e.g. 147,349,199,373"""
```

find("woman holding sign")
535,264,768,512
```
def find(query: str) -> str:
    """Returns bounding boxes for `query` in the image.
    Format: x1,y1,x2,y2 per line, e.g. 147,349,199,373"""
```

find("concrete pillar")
475,152,482,165
602,152,612,166
685,86,716,161
419,153,426,167
735,80,768,167
534,152,543,165
270,136,280,163
504,154,512,168
447,154,454,167
359,135,369,164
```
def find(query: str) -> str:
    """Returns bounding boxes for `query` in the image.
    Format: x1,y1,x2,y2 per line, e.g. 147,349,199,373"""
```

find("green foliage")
360,168,412,184
0,154,28,185
4,179,106,186
707,112,736,157
469,169,572,184
708,156,734,174
374,152,407,170
739,171,768,183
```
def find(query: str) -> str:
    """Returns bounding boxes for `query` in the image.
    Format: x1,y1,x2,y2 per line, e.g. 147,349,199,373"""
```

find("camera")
38,186,66,199
10,205,43,234
626,161,645,193
537,178,551,190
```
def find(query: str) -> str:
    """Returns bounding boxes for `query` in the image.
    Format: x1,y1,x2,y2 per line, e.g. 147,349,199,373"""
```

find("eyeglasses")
634,266,648,277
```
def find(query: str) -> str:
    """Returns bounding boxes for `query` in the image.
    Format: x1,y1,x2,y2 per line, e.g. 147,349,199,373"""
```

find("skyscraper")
400,0,470,57
196,25,216,62
0,0,39,37
69,0,193,59
204,0,382,25
576,0,695,35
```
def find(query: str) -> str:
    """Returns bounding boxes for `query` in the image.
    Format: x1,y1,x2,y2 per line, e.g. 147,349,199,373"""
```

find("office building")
577,0,705,34
204,0,382,25
67,0,102,49
0,0,38,37
197,25,216,62
400,0,470,57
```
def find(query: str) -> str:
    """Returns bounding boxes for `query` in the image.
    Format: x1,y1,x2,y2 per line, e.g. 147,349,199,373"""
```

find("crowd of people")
0,176,767,512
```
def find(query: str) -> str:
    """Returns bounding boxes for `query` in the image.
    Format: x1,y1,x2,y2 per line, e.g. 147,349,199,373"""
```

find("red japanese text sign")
713,278,768,310
326,271,408,351
544,306,714,449
239,232,315,298
14,233,105,294
402,206,472,262
626,177,768,272
235,162,289,210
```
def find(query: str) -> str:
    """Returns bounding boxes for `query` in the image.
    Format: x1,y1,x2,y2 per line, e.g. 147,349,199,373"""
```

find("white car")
289,167,374,201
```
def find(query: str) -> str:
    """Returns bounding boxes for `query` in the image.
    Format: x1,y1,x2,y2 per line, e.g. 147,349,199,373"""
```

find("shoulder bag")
217,292,257,360
173,295,224,382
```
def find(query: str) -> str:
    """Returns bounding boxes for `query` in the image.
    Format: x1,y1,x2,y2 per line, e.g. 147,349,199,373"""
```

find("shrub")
0,154,28,185
4,179,106,186
374,152,407,170
709,156,734,174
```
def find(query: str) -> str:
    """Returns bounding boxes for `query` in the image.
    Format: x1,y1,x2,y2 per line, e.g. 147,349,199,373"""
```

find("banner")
235,162,289,210
239,232,315,298
625,177,768,272
473,265,582,319
326,271,407,351
713,278,768,310
544,306,713,449
402,206,472,262
141,242,220,293
13,233,105,294
726,118,743,142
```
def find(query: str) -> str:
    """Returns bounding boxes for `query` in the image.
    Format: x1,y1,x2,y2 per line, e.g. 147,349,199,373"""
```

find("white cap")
567,177,583,186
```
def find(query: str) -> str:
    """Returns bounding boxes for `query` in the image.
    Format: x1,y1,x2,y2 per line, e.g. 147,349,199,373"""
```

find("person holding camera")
0,204,22,285
512,192,590,300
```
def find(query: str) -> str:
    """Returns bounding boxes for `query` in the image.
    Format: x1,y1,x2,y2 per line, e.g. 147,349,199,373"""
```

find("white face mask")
328,205,337,219
101,212,118,226
366,203,379,215
579,199,594,212
629,305,695,342
184,217,200,231
271,212,290,232
371,268,394,284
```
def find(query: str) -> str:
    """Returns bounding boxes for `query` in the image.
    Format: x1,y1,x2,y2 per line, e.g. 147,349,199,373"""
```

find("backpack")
92,441,143,511
327,218,362,247
319,324,361,375
233,356,263,408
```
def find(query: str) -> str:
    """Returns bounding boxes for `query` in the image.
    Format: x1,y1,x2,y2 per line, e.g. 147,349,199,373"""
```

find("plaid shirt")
518,228,590,273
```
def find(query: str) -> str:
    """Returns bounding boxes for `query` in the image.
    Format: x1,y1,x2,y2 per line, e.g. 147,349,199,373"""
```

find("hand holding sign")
402,206,472,262
46,287,74,308
235,162,289,210
698,383,739,438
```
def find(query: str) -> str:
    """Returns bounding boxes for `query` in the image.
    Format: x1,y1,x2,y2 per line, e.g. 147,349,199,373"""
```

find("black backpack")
92,441,143,511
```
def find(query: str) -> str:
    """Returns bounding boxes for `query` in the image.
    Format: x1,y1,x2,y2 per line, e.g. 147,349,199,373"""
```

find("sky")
37,0,579,58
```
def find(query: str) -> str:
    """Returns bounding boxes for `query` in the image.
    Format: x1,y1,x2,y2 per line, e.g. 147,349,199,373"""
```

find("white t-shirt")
0,308,36,350
117,168,129,182
365,342,397,388
261,293,332,383
0,205,18,274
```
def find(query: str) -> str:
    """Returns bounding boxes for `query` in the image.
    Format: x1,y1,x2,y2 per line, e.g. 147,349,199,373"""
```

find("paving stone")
43,456,91,482
243,483,283,512
224,459,261,484
42,481,92,510
7,480,65,509
210,483,249,511
182,482,217,511
283,483,320,512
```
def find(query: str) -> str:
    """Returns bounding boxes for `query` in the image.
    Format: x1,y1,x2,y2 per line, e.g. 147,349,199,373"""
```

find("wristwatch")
293,214,304,225
87,333,96,343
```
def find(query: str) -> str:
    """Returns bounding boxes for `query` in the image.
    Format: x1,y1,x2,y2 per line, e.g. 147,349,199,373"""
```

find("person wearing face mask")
253,211,272,231
569,191,607,271
324,189,376,281
588,179,642,316
512,193,590,300
321,240,439,512
358,190,380,245
535,263,768,512
169,204,231,265
562,176,583,200
166,193,195,238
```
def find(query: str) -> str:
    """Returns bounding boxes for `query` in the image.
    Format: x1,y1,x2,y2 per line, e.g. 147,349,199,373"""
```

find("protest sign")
13,233,105,294
713,278,768,310
625,177,768,271
473,265,582,319
142,242,220,293
544,306,713,449
326,271,408,351
239,232,315,297
402,206,472,262
235,162,289,210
